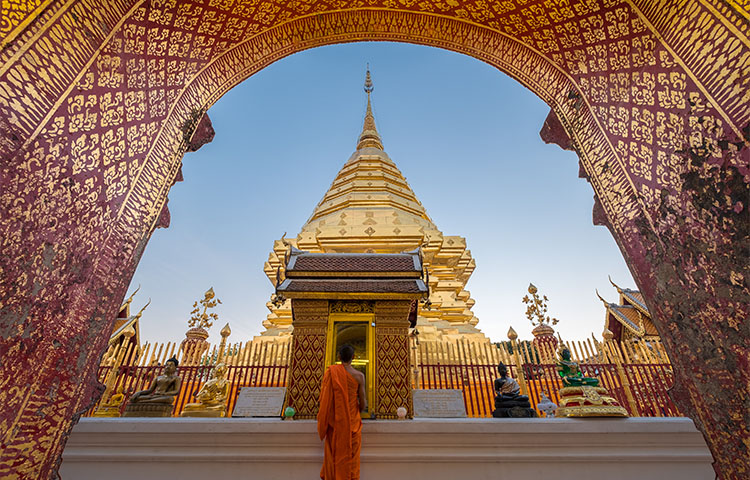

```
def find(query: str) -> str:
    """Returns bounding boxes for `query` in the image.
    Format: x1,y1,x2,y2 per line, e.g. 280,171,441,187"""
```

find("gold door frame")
325,313,375,418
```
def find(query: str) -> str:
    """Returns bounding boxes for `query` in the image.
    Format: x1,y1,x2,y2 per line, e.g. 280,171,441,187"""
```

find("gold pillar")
508,327,529,396
604,328,640,416
285,299,328,419
373,301,413,419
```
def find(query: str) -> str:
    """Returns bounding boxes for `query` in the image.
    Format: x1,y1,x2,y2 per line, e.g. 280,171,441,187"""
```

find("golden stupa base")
555,386,629,418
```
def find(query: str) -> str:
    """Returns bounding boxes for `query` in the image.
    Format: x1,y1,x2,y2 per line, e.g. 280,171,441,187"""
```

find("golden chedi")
259,70,487,344
554,346,628,418
181,363,230,417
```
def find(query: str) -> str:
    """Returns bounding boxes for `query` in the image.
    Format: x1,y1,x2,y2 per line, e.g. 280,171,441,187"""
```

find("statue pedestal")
122,403,174,418
492,395,536,418
180,408,224,418
556,386,628,417
492,406,537,418
92,406,122,418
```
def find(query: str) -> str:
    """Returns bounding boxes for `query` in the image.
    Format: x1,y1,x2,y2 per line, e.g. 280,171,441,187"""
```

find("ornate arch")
108,8,649,285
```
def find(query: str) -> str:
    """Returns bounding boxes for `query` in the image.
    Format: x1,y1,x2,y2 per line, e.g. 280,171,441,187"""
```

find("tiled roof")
279,278,427,294
112,318,128,332
621,290,649,315
287,252,420,274
109,315,139,345
609,305,645,335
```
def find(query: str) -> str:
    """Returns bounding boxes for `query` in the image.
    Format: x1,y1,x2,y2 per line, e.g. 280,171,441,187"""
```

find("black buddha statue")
492,362,536,418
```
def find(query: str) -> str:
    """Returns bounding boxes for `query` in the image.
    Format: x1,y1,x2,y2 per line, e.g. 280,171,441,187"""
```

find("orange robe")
317,364,362,480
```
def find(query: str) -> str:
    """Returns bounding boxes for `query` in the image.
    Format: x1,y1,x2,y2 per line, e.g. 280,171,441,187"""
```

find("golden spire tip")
357,65,382,150
364,66,373,94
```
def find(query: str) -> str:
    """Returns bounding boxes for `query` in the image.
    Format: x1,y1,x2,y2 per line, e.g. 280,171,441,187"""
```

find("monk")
317,344,367,480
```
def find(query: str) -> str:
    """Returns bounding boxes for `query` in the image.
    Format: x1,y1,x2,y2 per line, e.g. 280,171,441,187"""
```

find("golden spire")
357,67,383,150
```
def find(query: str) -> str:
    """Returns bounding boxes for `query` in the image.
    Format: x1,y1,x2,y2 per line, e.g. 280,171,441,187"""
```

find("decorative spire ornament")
364,65,373,94
523,283,559,352
181,288,222,363
522,283,559,328
189,287,222,330
357,67,383,150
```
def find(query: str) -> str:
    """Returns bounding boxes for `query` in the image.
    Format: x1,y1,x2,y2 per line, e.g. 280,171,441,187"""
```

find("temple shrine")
597,278,660,344
259,71,488,345
108,288,148,352
277,248,427,419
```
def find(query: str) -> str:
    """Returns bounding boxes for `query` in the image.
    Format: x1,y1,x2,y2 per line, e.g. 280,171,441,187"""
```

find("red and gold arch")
0,1,748,478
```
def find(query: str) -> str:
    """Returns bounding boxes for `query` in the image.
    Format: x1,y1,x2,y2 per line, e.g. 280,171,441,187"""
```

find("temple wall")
61,418,714,480
285,300,328,419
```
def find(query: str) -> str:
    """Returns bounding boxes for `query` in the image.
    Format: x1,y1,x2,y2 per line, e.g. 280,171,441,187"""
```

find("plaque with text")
232,387,287,417
412,389,467,418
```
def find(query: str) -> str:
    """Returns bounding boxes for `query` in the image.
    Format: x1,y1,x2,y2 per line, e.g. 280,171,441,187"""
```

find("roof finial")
357,66,383,150
364,65,373,94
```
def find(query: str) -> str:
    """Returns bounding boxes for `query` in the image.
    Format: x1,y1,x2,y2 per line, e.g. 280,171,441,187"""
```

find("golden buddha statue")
554,347,627,417
92,386,125,417
123,356,182,417
181,363,229,417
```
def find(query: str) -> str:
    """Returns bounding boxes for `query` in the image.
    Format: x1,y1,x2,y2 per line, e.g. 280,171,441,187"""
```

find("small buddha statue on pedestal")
181,363,229,417
557,347,600,387
492,362,536,418
555,347,627,417
93,386,126,417
123,356,182,417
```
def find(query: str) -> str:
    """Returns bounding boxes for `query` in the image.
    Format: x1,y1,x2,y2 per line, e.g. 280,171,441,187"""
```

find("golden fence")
410,337,678,417
87,335,678,418
90,339,291,417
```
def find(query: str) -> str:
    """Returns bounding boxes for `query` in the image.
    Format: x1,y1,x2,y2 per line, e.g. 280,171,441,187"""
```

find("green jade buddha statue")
557,347,599,387
554,346,627,417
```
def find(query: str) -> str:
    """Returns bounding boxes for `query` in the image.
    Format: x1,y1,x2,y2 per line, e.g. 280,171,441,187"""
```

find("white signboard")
232,387,287,417
412,389,467,418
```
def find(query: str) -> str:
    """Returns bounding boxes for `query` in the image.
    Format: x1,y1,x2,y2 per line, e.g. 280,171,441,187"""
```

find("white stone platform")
61,417,714,480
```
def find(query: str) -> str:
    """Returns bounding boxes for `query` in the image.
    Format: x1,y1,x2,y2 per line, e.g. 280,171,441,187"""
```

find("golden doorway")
325,314,375,419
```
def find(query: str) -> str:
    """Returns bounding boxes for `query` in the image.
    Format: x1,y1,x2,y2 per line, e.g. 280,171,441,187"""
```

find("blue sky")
128,42,635,345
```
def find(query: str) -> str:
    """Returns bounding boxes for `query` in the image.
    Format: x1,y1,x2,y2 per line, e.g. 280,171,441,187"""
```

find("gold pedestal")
180,406,225,417
122,402,175,417
92,406,122,417
555,386,628,417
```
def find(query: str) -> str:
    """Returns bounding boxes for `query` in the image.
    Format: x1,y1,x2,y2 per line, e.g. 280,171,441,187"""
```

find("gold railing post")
410,332,421,390
93,326,135,416
218,323,231,363
508,327,528,396
603,329,639,416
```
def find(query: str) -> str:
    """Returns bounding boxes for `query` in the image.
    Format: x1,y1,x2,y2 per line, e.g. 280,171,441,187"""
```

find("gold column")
373,301,413,419
603,328,639,416
93,326,135,417
508,327,529,396
285,300,329,419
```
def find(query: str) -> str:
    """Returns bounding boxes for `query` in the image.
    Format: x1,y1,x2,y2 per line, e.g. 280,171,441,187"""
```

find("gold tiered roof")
259,71,486,343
